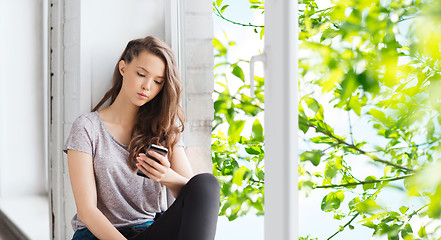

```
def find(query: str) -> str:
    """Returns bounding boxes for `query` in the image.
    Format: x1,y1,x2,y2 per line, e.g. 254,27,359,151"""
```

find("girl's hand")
136,150,171,182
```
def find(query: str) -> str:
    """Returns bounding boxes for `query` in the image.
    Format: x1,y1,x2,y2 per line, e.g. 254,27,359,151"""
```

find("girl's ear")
119,60,127,76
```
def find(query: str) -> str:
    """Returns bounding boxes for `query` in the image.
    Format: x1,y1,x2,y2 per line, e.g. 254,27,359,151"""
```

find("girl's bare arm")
67,150,126,240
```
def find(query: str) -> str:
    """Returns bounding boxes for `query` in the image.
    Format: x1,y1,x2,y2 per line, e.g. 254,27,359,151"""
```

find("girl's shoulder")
64,112,101,155
73,111,100,127
68,112,102,140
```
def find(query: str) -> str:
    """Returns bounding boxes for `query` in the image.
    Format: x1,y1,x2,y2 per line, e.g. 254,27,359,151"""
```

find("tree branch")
366,139,440,153
348,111,354,145
327,213,360,240
213,5,264,28
214,90,264,111
398,16,416,23
250,178,264,185
315,174,413,189
300,120,415,172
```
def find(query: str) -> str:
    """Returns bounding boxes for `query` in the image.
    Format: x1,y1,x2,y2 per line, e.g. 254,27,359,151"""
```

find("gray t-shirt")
63,111,183,232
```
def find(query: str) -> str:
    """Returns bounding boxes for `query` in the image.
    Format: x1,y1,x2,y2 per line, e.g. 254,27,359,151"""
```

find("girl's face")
118,51,166,107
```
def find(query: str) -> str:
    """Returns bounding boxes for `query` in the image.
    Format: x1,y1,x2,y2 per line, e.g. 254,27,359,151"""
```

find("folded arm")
136,145,194,198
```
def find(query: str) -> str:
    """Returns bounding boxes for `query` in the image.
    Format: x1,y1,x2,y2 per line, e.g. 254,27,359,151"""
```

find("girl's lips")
138,93,148,99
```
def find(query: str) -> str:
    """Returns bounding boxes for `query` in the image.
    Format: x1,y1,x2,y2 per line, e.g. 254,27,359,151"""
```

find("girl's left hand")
136,150,171,182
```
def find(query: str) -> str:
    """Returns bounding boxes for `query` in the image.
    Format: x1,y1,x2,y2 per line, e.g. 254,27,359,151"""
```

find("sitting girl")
64,36,220,240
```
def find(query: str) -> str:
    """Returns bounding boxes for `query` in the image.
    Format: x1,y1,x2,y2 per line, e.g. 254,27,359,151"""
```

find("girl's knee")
186,173,220,197
190,173,219,188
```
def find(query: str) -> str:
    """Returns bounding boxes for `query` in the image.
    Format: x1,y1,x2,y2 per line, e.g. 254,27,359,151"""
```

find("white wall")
83,0,166,109
0,0,46,198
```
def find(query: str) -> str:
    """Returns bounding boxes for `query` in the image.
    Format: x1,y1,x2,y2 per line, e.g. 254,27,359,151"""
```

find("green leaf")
232,65,245,82
427,120,435,141
348,197,360,212
401,223,413,238
245,146,261,155
232,166,250,186
321,191,345,212
222,164,235,175
384,166,392,176
324,157,342,179
228,120,246,145
299,180,315,194
212,38,227,56
340,71,358,100
341,175,357,189
252,119,264,141
300,150,324,166
304,97,321,113
220,4,229,13
363,176,377,191
368,109,389,124
357,70,379,94
216,0,223,7
348,96,361,116
399,206,409,214
316,120,334,134
214,99,226,112
299,115,309,134
322,69,344,92
250,5,264,9
356,199,382,214
310,136,335,145
418,225,426,238
257,169,264,180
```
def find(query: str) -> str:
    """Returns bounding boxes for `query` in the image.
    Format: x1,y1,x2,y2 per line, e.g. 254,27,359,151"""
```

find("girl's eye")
154,80,162,84
137,72,145,77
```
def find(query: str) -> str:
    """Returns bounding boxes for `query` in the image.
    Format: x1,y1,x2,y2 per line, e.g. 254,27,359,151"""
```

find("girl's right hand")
136,151,171,182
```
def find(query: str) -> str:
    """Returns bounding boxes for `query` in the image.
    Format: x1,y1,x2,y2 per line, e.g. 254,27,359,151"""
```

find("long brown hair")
92,36,185,170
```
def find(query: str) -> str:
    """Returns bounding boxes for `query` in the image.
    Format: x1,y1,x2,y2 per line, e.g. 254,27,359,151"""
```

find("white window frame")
264,0,299,239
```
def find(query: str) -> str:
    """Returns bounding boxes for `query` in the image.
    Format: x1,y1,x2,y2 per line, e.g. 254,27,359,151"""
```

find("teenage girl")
64,36,220,240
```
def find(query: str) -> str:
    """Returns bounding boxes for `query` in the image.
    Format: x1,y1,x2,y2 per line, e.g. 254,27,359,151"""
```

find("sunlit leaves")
213,0,441,238
362,176,377,191
321,191,345,212
301,150,323,166
212,12,265,221
212,132,264,220
232,64,245,82
220,5,229,13
212,38,227,57
298,0,441,238
215,0,223,7
249,0,264,10
252,119,264,141
324,156,342,180
413,1,441,63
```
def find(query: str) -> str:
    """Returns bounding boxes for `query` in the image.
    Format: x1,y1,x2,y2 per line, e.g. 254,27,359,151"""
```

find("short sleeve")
63,114,95,156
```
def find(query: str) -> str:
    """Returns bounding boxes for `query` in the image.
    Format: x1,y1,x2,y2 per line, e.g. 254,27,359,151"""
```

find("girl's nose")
142,78,153,90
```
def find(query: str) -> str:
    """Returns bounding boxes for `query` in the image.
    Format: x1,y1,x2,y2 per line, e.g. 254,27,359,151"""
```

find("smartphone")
136,144,169,178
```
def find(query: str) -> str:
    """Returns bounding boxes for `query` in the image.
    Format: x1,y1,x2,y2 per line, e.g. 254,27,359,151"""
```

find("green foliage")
212,0,441,239
297,0,441,238
212,1,265,219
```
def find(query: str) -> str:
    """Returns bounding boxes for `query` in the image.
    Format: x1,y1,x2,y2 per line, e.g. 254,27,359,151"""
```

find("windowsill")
0,195,50,240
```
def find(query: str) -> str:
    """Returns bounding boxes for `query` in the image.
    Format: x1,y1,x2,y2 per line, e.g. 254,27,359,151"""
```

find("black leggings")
121,173,220,240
